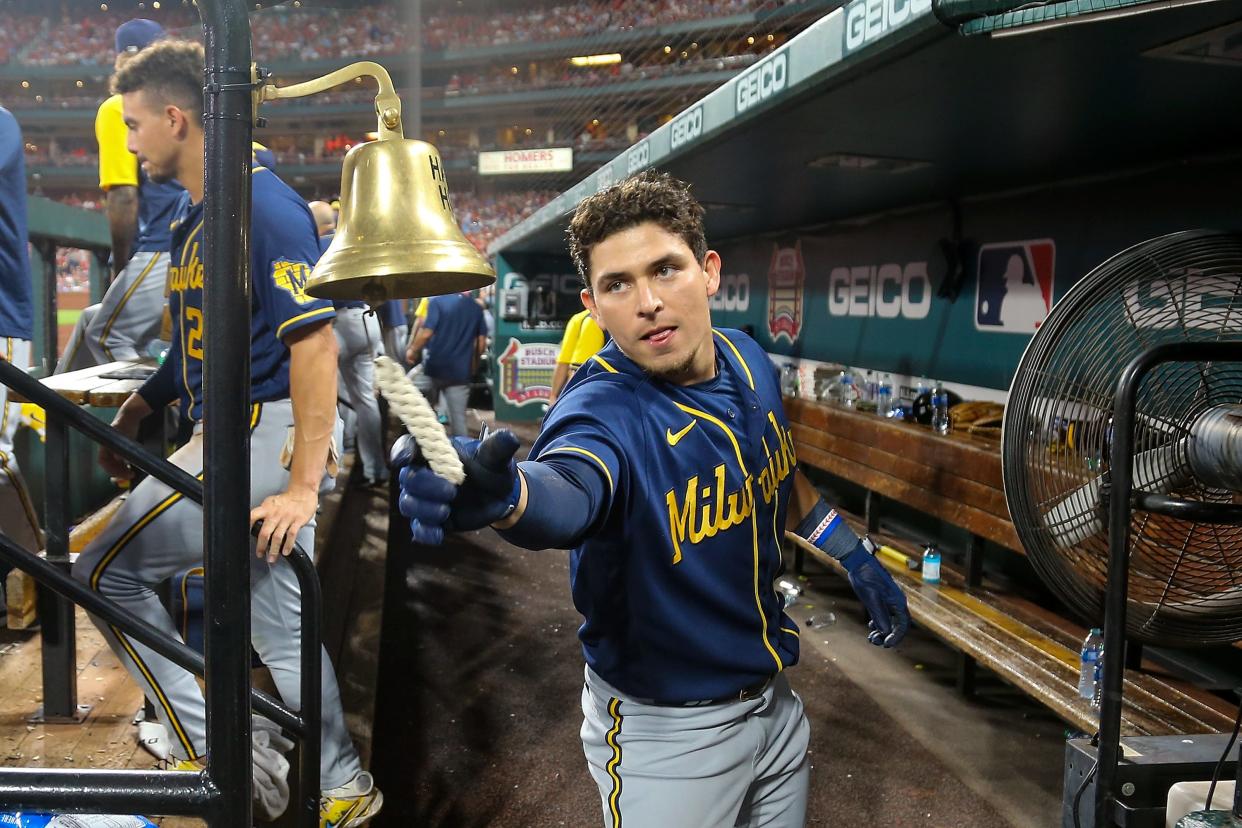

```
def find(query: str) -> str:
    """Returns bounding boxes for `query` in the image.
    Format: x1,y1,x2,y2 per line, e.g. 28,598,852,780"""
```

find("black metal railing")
1095,340,1242,828
0,1,321,825
0,365,323,825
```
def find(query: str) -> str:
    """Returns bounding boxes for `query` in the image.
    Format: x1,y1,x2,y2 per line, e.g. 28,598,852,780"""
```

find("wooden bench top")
787,528,1237,737
784,397,1022,552
12,359,157,407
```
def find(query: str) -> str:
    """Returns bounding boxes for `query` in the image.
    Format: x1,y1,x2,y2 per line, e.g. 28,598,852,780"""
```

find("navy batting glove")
395,430,522,543
398,467,456,545
440,430,522,531
389,433,421,470
840,544,910,647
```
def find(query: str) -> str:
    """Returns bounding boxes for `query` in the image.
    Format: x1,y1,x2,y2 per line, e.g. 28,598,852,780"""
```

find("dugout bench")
782,396,1237,738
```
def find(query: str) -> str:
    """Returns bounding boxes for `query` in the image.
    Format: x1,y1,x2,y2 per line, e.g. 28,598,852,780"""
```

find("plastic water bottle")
825,374,844,407
861,370,875,404
921,544,941,584
916,377,929,398
840,371,856,409
1079,627,1103,701
877,373,893,417
931,380,951,435
776,578,802,609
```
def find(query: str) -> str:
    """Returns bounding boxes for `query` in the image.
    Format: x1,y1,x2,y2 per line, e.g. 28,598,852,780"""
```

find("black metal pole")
1094,341,1242,827
0,767,217,816
296,551,322,826
196,2,254,824
36,413,79,722
36,240,56,376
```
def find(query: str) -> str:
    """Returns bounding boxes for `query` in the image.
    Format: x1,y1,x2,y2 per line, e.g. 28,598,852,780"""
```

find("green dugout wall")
490,157,1242,422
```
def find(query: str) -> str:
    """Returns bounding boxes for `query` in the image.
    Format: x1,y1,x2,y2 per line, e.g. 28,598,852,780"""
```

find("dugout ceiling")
492,0,1242,256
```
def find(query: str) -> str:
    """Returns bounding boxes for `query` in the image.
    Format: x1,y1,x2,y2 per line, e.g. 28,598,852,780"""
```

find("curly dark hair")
112,39,204,120
567,170,707,290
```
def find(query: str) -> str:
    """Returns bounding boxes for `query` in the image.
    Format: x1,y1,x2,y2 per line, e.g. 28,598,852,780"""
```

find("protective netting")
1003,230,1242,646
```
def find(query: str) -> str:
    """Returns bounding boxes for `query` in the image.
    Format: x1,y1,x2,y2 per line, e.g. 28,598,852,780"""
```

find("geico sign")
736,52,788,114
627,141,650,175
596,165,614,192
670,106,703,151
827,263,931,319
709,273,751,312
844,0,931,52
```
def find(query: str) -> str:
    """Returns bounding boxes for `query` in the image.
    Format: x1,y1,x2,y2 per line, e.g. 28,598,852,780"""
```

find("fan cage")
1003,230,1242,646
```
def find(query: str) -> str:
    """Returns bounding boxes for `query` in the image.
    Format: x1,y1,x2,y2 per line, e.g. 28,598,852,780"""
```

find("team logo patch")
272,260,315,305
975,240,1055,334
766,242,804,343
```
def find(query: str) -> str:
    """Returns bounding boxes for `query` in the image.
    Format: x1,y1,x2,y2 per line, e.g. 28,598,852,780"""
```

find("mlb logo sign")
975,239,1055,334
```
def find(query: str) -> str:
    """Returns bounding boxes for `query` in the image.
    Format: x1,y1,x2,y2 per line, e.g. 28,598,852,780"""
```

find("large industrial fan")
1001,230,1242,827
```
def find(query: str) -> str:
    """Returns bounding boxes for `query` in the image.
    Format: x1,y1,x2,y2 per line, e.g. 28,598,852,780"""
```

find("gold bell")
306,138,495,303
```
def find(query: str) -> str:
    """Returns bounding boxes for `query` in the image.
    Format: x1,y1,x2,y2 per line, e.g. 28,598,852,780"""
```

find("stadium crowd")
451,190,558,252
6,0,809,65
48,187,555,253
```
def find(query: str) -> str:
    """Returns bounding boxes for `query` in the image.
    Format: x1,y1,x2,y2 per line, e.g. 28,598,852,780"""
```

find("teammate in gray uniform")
72,41,380,826
396,172,910,827
310,200,386,487
57,19,182,373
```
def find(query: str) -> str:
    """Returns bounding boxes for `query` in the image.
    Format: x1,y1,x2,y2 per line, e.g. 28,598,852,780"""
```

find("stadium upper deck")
7,0,831,206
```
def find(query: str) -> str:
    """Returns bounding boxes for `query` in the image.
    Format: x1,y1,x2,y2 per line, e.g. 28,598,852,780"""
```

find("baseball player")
395,171,910,827
0,105,42,569
309,200,386,488
377,299,409,370
57,19,183,373
549,306,605,404
70,41,380,826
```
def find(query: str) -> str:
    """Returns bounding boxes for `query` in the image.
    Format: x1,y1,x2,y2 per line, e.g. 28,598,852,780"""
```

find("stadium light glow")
570,53,623,67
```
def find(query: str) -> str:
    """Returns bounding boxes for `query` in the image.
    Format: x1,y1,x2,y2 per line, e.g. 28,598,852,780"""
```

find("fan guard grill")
1003,230,1242,646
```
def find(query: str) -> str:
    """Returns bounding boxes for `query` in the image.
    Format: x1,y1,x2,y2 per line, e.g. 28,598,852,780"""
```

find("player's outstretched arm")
392,431,601,549
251,320,337,562
789,471,910,647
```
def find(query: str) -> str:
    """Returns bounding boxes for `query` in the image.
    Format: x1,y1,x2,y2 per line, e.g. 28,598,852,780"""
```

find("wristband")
794,496,863,561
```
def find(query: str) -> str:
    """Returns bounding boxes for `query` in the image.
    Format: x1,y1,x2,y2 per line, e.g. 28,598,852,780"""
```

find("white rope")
372,355,465,485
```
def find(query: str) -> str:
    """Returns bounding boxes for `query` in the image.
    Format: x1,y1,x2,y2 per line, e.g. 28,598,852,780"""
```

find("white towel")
251,714,295,821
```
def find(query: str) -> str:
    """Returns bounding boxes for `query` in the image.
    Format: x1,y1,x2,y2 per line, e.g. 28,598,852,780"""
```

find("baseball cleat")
320,771,383,828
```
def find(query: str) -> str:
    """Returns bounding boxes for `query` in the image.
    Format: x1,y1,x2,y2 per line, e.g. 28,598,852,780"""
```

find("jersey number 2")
186,307,204,360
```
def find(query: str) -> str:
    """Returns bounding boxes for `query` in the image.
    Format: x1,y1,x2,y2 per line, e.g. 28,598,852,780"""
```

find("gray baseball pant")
334,307,385,481
57,251,168,373
581,666,810,828
72,400,361,789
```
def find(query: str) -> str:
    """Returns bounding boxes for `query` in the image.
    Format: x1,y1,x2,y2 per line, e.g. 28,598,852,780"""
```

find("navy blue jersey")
423,293,485,383
135,169,183,253
377,299,407,329
0,108,32,341
530,328,800,702
160,167,335,420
